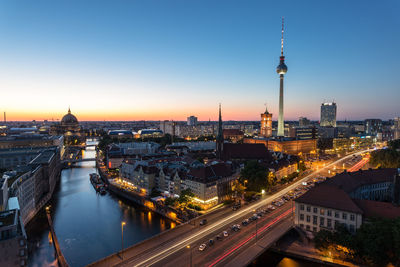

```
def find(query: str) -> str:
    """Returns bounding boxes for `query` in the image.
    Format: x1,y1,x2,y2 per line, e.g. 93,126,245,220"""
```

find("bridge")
62,158,96,164
88,149,373,267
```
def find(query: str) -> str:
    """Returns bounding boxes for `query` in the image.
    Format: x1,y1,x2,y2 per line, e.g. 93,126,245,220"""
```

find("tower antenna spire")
281,17,284,56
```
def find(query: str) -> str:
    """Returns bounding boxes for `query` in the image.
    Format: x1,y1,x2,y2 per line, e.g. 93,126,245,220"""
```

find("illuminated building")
276,18,288,137
260,106,272,137
223,129,244,143
294,168,400,233
364,119,382,136
50,108,85,146
320,102,337,127
244,137,317,155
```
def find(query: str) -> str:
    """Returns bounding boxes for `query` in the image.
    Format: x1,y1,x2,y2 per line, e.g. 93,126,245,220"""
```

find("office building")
187,116,198,126
299,117,310,127
320,102,337,127
364,119,382,136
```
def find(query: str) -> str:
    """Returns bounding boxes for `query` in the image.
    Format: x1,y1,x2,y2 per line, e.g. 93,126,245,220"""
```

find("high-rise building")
276,18,288,137
364,119,382,136
320,102,337,127
187,116,198,126
299,117,310,127
394,117,400,140
260,106,272,137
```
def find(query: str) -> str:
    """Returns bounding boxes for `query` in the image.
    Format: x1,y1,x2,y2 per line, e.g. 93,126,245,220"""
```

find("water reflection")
27,143,174,267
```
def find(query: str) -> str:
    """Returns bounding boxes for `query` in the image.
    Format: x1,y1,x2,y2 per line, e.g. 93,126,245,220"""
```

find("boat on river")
90,173,105,193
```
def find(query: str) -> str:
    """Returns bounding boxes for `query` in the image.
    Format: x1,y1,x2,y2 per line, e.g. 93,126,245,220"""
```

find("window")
300,214,304,221
306,215,310,222
320,208,325,215
349,224,355,233
335,212,339,218
313,227,317,232
327,219,332,228
300,204,304,211
335,220,340,228
320,217,325,226
306,225,310,230
327,210,332,217
300,224,304,228
342,213,347,220
350,214,355,221
313,207,318,214
306,206,311,212
313,215,318,225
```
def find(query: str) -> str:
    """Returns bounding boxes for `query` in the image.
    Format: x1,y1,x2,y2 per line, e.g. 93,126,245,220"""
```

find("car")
223,231,229,237
216,234,222,240
209,239,214,246
199,219,207,226
199,244,207,251
242,220,248,226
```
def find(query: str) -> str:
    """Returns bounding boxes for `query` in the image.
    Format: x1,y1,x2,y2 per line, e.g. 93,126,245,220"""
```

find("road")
113,148,374,267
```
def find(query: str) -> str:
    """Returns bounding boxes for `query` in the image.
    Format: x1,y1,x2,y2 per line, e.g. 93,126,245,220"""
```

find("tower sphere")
276,60,288,75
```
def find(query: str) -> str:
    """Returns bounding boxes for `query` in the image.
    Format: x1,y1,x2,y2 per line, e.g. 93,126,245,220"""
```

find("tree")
150,187,161,198
239,160,271,192
178,188,194,204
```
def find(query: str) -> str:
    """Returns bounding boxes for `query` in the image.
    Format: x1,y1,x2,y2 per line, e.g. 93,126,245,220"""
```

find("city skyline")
1,0,399,121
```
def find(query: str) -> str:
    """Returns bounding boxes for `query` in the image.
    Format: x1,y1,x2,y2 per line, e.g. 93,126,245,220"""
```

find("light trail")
347,156,369,172
207,208,293,267
124,148,374,267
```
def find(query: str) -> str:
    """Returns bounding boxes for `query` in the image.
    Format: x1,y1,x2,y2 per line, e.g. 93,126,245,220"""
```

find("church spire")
68,106,71,114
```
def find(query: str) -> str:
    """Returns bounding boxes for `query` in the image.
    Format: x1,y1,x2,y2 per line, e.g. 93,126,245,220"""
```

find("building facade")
320,102,337,127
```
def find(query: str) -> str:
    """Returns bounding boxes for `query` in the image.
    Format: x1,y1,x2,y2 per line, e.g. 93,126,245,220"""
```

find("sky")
0,0,399,121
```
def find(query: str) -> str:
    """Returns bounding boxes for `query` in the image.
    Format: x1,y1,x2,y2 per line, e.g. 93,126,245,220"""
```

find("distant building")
260,107,273,137
394,117,400,140
187,116,198,126
299,117,311,127
50,108,85,146
288,126,317,140
244,138,317,155
294,168,400,233
364,119,382,136
223,129,244,143
138,129,163,137
320,102,337,127
108,130,133,140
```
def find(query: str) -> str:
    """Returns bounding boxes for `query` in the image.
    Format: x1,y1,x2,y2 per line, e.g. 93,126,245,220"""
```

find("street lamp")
121,221,126,260
186,245,192,267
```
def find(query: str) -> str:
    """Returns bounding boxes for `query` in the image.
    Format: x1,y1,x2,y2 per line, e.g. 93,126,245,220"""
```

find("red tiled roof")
222,143,271,161
295,184,364,214
187,163,232,183
353,199,400,219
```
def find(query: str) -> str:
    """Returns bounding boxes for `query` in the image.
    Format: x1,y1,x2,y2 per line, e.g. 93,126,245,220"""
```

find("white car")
199,244,206,251
223,231,229,237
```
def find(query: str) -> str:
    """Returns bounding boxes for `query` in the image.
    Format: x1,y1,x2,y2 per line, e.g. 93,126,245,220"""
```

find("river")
26,143,175,267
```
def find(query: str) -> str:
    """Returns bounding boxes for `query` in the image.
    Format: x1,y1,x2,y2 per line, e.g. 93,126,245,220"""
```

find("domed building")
50,108,85,146
61,108,79,131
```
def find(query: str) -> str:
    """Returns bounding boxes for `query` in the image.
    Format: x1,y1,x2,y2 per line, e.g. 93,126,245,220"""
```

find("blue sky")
0,0,399,121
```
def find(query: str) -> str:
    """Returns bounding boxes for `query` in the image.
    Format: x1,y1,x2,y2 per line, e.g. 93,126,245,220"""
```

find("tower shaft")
277,75,284,137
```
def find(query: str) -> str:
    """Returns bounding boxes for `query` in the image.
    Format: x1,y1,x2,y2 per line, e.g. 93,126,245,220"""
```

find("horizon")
1,1,399,121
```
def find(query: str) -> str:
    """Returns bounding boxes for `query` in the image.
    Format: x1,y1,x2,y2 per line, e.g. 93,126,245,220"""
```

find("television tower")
276,17,288,137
